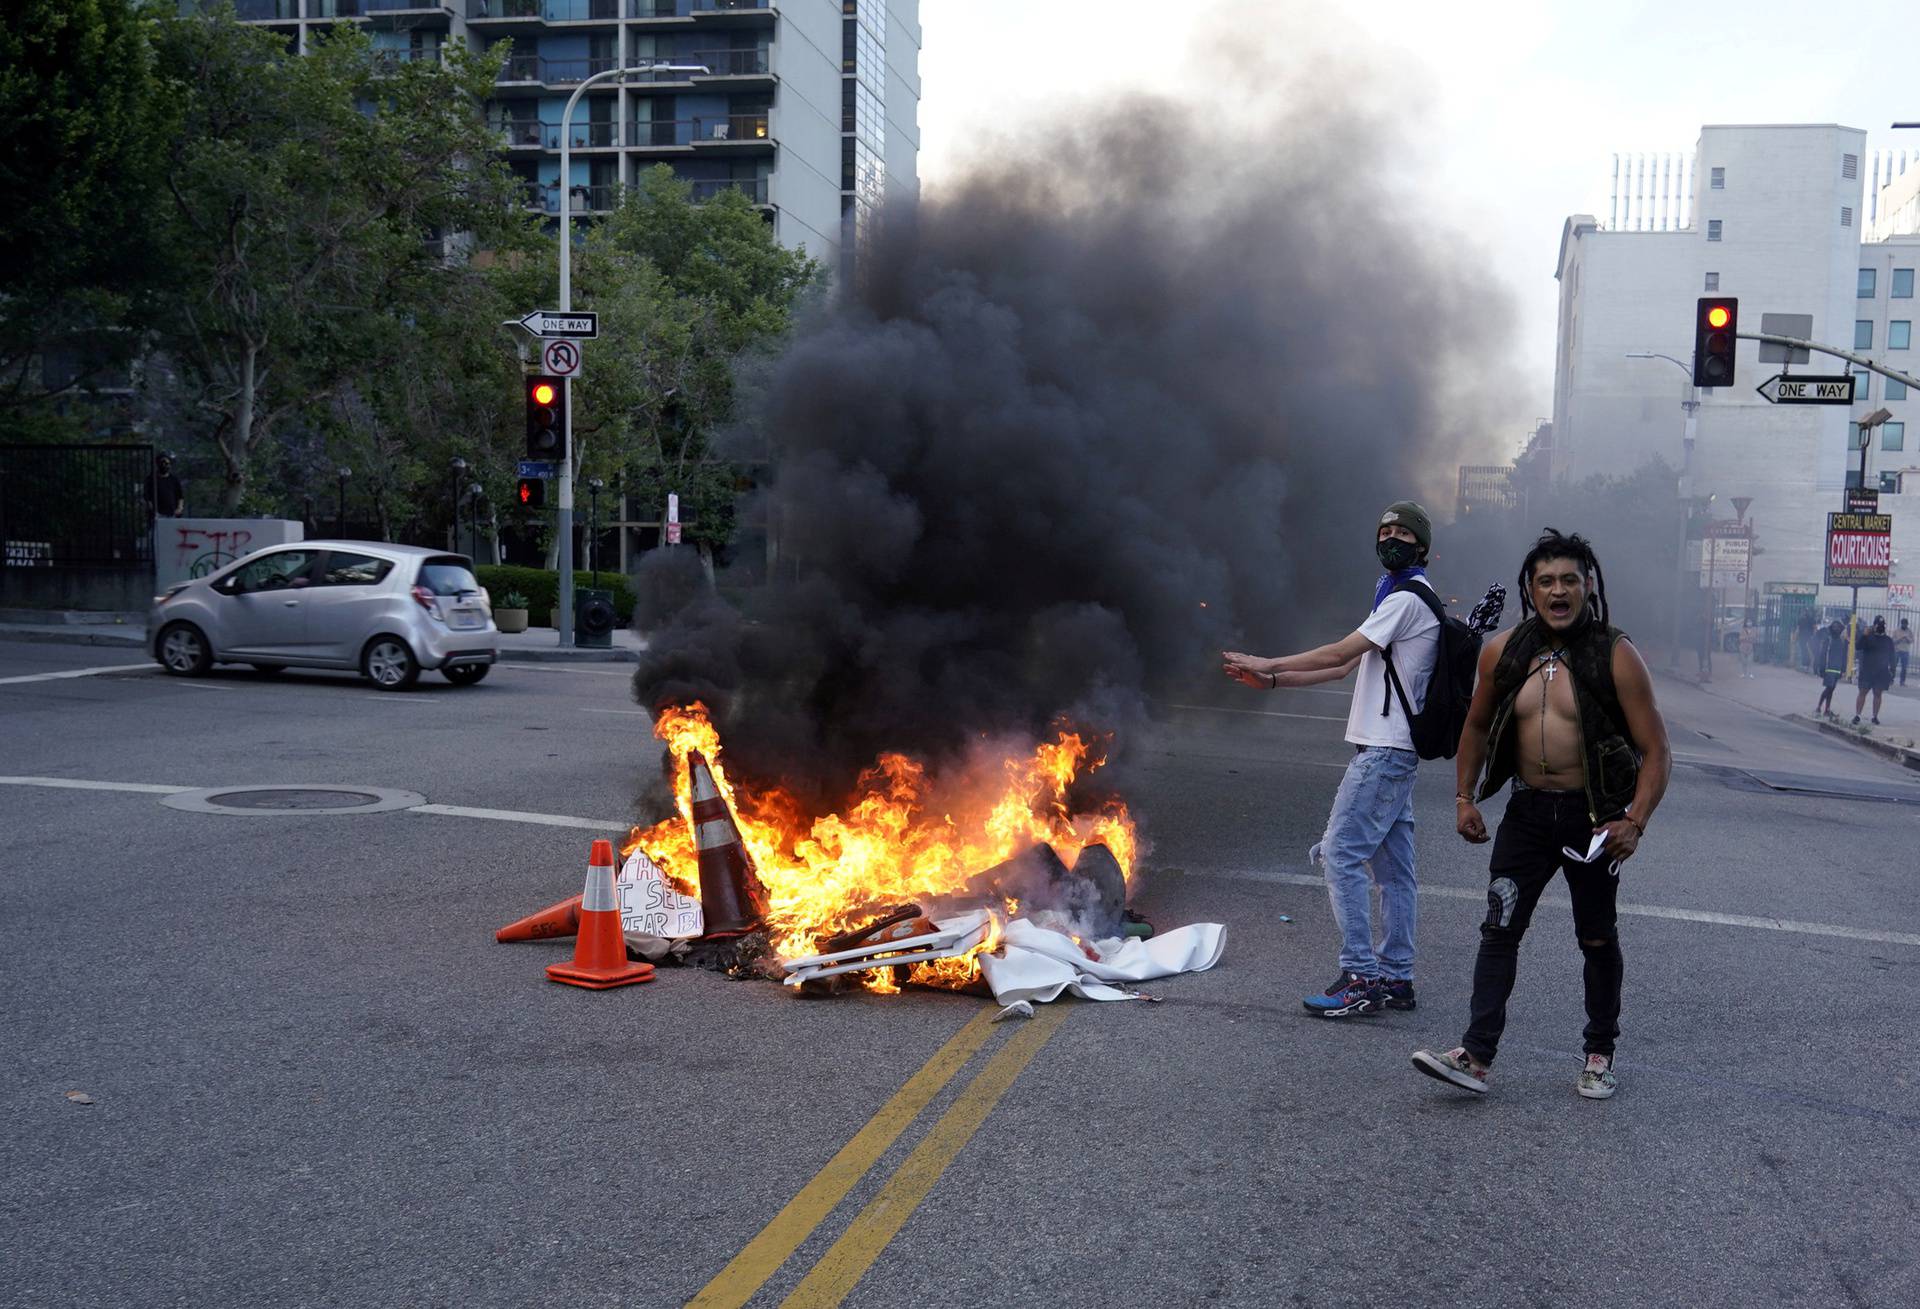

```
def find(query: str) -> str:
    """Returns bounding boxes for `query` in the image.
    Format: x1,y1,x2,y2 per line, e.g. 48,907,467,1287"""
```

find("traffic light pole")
1735,331,1920,391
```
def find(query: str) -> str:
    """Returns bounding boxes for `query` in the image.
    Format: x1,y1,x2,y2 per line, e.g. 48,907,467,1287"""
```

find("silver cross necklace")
1535,651,1566,770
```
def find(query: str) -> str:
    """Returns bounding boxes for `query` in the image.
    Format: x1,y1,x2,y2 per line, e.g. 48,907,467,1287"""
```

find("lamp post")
555,59,707,647
1852,407,1895,659
448,456,467,551
335,467,351,538
468,482,484,562
587,477,604,584
1626,350,1702,668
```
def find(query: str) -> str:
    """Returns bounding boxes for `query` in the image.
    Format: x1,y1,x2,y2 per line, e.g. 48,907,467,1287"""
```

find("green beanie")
1378,501,1432,553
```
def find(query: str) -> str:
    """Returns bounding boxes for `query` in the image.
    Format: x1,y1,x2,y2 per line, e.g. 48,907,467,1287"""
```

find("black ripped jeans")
1462,784,1623,1066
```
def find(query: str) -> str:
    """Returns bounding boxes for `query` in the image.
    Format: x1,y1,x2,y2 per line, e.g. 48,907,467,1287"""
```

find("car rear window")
320,551,395,586
418,558,481,595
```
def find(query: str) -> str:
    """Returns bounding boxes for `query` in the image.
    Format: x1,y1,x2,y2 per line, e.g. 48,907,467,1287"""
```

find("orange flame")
624,703,1136,987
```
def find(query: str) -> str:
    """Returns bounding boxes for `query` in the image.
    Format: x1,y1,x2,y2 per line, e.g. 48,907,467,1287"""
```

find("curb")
0,627,148,650
1786,714,1920,772
0,626,638,664
497,646,638,664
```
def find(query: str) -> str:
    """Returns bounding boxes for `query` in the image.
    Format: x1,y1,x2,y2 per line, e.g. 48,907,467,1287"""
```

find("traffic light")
1693,297,1738,388
516,477,546,508
524,374,566,461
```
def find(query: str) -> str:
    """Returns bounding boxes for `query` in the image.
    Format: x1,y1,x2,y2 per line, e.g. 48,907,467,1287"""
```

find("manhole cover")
161,785,426,817
207,788,382,811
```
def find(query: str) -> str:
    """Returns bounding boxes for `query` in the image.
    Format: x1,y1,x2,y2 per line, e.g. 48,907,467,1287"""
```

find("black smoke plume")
633,68,1511,804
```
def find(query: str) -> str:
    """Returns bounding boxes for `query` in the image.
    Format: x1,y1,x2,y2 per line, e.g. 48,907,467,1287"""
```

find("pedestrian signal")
525,374,566,461
1693,298,1738,388
517,477,546,508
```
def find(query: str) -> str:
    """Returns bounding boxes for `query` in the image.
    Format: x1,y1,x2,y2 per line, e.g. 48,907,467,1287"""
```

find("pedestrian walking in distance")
1412,529,1670,1100
1223,502,1449,1020
1853,616,1897,726
1737,623,1756,678
1815,620,1847,719
1895,618,1913,686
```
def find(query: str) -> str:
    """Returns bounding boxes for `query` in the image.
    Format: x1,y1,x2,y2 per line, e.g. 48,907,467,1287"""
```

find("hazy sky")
918,0,1920,461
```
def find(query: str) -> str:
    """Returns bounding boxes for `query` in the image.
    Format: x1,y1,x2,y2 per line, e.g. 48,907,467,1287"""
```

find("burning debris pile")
617,703,1148,995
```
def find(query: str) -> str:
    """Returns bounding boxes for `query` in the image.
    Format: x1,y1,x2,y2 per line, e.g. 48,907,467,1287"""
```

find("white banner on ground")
617,848,702,938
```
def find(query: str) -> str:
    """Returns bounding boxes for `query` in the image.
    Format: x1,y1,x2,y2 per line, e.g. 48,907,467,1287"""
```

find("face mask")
1376,538,1421,572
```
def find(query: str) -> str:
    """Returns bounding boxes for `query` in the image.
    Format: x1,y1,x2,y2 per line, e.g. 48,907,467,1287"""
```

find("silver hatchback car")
150,541,497,690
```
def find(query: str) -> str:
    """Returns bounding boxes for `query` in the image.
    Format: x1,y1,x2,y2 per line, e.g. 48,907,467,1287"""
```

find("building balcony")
311,0,457,18
627,114,772,150
467,0,621,23
499,119,620,152
687,176,768,207
687,46,771,79
520,182,619,214
494,54,621,90
181,0,297,20
628,0,775,26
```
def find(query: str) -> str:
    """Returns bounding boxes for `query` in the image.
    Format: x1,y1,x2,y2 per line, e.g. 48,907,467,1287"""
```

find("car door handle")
283,600,300,608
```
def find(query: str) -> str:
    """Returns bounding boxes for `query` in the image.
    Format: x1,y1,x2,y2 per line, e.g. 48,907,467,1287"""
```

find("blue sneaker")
1303,970,1384,1018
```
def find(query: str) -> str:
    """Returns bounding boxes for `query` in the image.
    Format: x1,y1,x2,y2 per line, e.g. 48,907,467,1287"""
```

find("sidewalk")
0,610,642,663
1667,658,1920,768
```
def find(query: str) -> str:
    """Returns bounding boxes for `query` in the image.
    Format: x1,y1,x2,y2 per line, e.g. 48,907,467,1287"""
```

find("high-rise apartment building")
1553,123,1920,605
211,0,920,286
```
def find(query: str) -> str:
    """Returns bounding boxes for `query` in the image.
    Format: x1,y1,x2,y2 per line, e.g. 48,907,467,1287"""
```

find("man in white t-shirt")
1224,501,1440,1018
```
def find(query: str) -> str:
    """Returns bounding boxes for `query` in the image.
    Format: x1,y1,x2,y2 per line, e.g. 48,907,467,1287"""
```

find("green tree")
570,166,822,561
0,0,173,420
148,9,531,511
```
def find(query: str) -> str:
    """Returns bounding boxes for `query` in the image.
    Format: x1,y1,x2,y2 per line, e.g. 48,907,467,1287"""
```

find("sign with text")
1701,521,1751,589
1846,487,1880,514
1764,581,1819,596
518,310,598,339
1891,584,1915,608
1755,373,1854,405
1824,512,1893,587
617,849,702,939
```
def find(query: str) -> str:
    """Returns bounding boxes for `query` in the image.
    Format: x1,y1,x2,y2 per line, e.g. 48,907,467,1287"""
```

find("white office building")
1553,123,1920,608
216,0,921,287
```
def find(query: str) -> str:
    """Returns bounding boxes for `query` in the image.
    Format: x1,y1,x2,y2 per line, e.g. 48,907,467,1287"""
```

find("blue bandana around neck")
1372,565,1428,612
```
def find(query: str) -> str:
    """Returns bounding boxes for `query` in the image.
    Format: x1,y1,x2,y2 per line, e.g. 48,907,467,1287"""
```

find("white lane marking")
0,663,155,686
409,803,625,832
360,696,442,705
581,708,650,716
0,775,192,795
1163,703,1347,724
1253,870,1920,948
496,663,632,677
172,680,237,691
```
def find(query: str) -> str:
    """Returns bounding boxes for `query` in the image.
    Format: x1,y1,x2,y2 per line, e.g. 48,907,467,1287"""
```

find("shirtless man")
1411,529,1671,1099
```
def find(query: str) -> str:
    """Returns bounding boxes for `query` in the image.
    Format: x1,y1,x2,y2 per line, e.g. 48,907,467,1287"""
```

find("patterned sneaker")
1577,1054,1618,1099
1411,1046,1488,1094
1379,978,1416,1011
1302,970,1384,1018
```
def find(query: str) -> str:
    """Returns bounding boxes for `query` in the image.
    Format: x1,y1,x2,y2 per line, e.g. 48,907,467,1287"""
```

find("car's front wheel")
157,623,212,677
443,663,490,687
362,636,420,691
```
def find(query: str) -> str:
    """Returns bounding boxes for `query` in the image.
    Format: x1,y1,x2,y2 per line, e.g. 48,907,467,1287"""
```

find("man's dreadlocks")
1517,528,1610,628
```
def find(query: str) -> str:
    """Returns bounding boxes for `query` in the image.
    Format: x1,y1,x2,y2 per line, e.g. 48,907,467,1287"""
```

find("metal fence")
0,444,156,569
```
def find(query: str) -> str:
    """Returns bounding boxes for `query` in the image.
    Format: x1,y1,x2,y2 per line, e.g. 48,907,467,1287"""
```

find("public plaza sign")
1824,512,1893,587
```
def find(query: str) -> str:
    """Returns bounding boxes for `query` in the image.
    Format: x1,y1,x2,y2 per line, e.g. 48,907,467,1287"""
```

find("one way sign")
1755,373,1854,405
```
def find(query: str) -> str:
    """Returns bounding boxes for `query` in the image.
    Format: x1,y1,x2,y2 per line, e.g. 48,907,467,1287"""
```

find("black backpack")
1379,582,1481,761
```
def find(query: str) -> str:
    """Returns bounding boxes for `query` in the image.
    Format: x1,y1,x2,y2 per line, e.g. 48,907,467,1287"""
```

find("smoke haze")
633,59,1514,802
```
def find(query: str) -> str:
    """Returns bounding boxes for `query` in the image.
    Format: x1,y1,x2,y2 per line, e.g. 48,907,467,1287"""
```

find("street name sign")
1824,512,1893,587
518,310,599,339
517,460,556,479
1755,373,1854,404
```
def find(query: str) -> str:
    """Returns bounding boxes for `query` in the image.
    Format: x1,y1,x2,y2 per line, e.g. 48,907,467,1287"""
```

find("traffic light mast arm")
1736,331,1920,391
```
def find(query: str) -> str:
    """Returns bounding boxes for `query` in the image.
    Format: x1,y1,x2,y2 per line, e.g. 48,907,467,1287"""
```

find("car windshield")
418,559,480,596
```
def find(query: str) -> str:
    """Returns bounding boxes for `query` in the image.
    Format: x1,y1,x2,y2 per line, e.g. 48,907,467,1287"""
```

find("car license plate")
451,609,482,630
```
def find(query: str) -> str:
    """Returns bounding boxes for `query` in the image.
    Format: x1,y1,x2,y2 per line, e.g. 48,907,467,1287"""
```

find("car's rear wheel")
443,663,490,687
157,623,212,677
362,636,420,691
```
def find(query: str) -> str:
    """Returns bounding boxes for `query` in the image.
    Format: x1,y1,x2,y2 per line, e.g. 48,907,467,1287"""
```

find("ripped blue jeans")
1309,746,1419,979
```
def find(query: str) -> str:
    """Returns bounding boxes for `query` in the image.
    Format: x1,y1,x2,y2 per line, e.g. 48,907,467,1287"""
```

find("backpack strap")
1377,581,1446,719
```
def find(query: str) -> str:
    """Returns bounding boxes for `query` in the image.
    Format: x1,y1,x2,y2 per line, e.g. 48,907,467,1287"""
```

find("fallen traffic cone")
545,839,657,990
687,749,768,937
496,893,582,943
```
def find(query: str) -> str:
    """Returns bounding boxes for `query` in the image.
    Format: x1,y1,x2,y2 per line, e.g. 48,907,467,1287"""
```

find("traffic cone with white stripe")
687,750,768,938
495,892,582,943
545,839,656,990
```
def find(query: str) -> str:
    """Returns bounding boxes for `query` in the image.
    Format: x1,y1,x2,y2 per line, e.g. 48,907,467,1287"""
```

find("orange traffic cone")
496,893,582,943
545,840,657,990
687,750,768,937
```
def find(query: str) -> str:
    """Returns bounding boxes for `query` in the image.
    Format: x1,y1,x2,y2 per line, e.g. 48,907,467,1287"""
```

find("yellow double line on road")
688,1004,1068,1309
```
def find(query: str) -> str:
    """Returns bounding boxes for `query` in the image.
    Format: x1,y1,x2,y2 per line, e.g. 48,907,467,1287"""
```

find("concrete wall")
154,519,304,591
0,565,154,614
883,0,921,208
770,0,845,270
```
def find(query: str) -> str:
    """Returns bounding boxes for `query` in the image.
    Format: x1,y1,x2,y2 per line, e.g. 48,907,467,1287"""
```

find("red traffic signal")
1693,297,1737,388
516,477,546,507
524,374,565,461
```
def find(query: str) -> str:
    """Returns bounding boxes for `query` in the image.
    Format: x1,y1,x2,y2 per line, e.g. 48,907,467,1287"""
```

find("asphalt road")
3,642,1918,1308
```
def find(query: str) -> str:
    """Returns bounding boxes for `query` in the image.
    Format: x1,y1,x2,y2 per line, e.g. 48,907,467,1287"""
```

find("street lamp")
1627,350,1704,668
586,477,604,583
552,59,707,647
335,467,351,538
468,482,484,562
448,456,467,551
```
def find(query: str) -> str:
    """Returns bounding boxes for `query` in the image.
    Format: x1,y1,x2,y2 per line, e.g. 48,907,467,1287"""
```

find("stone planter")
495,608,529,634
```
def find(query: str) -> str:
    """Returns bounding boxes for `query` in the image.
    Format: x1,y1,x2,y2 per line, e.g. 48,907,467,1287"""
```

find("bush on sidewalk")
474,565,634,628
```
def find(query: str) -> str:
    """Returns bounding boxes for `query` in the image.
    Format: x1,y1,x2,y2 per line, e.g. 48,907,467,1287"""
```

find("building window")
1856,320,1875,349
1895,268,1915,299
1884,420,1906,451
1881,471,1903,494
1860,268,1878,298
1846,468,1865,489
1704,272,1719,291
1842,206,1854,228
1707,219,1722,241
1710,166,1725,189
1853,369,1872,402
1889,375,1908,401
1843,153,1859,180
1850,423,1869,450
1895,322,1912,350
